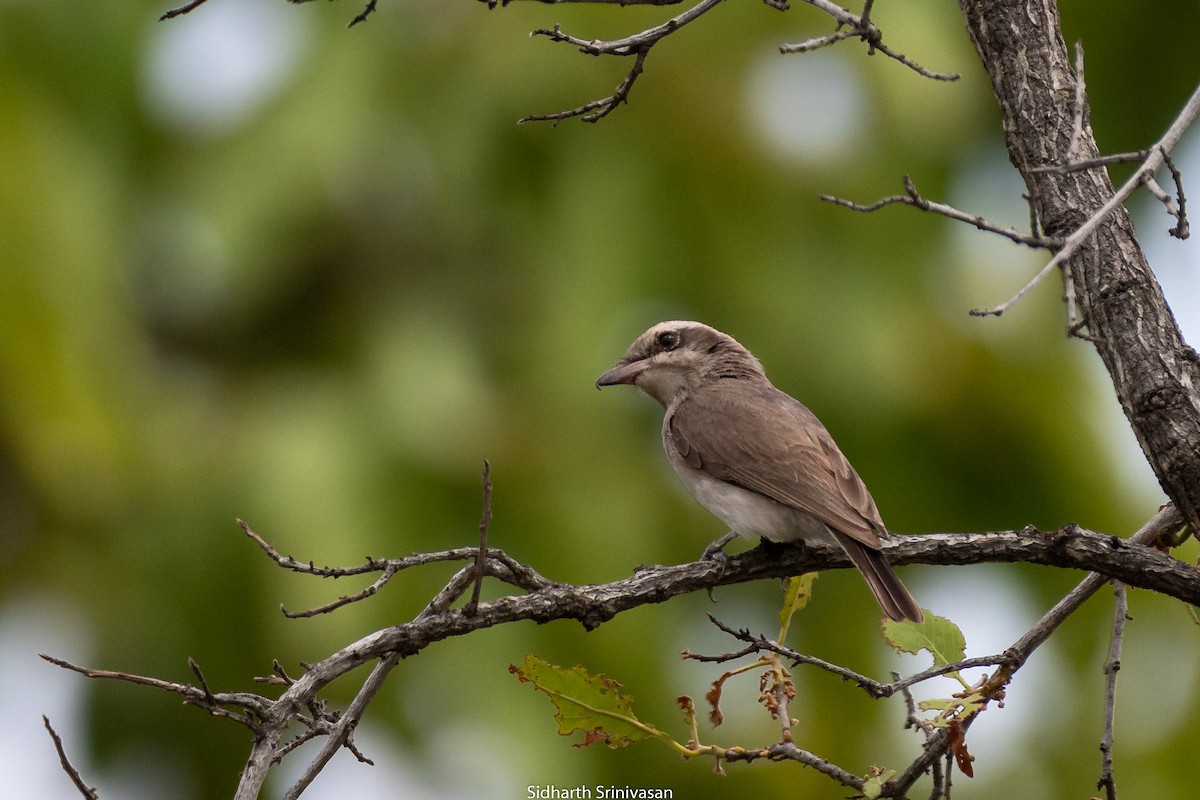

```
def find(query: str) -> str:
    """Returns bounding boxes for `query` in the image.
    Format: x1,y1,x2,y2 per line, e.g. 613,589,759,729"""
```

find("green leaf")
509,655,662,748
778,573,818,632
918,692,988,725
917,698,957,712
882,611,966,668
861,768,896,799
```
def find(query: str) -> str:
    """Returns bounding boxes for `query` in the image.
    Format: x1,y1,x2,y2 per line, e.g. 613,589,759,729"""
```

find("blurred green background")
2,0,1199,797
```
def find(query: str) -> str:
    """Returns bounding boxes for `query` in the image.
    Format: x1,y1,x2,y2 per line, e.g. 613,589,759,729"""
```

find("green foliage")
884,613,990,731
778,572,817,639
862,767,897,800
883,612,966,674
509,655,661,749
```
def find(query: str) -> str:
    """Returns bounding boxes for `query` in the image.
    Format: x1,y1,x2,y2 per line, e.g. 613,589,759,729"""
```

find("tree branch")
42,717,100,800
689,505,1180,796
958,0,1200,536
821,174,1058,249
968,84,1200,318
781,0,959,82
42,504,1192,798
1096,581,1127,800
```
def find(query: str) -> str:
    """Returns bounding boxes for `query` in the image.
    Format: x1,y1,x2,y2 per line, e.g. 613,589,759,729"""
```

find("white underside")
669,458,836,545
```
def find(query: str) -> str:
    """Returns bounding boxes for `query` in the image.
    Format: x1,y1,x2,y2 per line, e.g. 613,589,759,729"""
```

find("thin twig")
821,175,1058,249
281,653,397,800
158,0,210,21
702,613,1006,698
1166,154,1190,238
528,0,726,57
189,657,216,706
1028,150,1149,175
483,0,685,5
238,518,389,578
347,0,378,27
43,716,100,800
971,81,1200,317
723,740,865,787
520,0,952,122
1163,152,1189,239
39,654,269,731
781,0,958,81
238,518,552,617
888,506,1180,796
281,563,402,618
521,48,649,124
1096,581,1128,800
465,460,494,616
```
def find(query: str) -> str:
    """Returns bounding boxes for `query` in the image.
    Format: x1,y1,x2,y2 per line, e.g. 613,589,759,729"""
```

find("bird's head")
596,321,766,406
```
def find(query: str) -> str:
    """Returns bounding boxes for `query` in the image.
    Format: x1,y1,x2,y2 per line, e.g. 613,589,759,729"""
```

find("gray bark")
958,0,1200,530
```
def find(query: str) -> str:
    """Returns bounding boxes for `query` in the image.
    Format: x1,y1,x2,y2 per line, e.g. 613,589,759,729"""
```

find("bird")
596,320,923,622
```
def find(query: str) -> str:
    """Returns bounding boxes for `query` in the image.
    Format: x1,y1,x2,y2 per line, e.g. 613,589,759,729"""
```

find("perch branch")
888,507,1177,796
687,508,1175,796
43,504,1192,798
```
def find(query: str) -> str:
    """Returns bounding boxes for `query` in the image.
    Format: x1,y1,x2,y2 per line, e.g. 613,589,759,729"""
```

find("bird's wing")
668,383,886,549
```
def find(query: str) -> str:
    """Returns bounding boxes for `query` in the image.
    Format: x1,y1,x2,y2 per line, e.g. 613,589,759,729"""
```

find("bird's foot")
701,531,739,603
702,531,740,563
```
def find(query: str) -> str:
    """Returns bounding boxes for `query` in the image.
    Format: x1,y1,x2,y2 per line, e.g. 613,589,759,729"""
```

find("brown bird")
597,321,923,622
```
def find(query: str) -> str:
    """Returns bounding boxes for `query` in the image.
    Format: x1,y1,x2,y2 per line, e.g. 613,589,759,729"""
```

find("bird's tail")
838,535,924,623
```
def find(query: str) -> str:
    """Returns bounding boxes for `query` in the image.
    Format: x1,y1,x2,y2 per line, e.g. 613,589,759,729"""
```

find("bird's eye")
656,330,680,350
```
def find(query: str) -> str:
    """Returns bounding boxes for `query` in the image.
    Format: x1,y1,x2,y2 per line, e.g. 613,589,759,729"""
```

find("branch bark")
44,507,1192,798
958,0,1200,531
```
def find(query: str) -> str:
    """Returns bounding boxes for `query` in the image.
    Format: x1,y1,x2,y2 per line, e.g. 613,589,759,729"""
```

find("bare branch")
518,0,953,122
43,717,99,800
888,506,1179,797
695,511,1172,797
1028,150,1150,175
724,740,864,787
520,48,649,124
970,81,1200,317
516,0,726,124
158,0,210,21
39,654,270,731
238,517,552,618
281,653,397,800
1097,581,1128,800
1162,152,1189,239
781,0,959,81
527,0,727,57
482,0,685,5
347,0,378,28
820,175,1059,249
43,505,1193,799
702,613,1008,699
281,562,402,618
466,459,494,615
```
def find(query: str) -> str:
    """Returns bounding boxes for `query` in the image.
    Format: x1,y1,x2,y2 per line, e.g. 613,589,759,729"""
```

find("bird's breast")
662,435,834,545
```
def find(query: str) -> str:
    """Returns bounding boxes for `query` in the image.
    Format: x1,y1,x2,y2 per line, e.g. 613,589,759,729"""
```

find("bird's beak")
596,359,646,389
